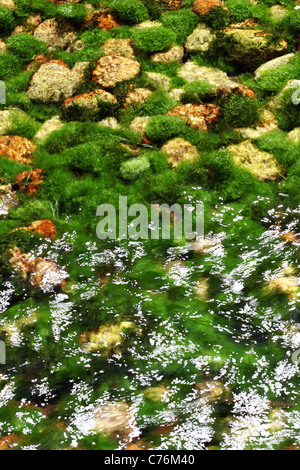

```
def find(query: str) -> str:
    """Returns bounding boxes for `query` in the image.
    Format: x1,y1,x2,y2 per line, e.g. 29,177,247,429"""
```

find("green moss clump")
256,55,300,94
111,0,149,24
6,34,47,62
221,94,261,127
56,3,88,25
284,9,300,35
132,27,176,52
200,6,231,30
181,80,216,103
120,155,151,180
0,54,22,80
160,8,199,45
146,115,186,142
273,88,300,131
225,0,253,22
81,29,111,46
0,6,15,36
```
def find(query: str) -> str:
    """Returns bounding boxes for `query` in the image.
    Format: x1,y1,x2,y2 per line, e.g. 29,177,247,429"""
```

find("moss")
14,0,57,20
120,155,151,180
111,0,149,24
225,0,253,22
199,6,231,30
256,130,299,167
256,55,300,93
221,94,261,127
132,27,176,52
0,54,22,81
146,115,186,142
6,110,41,139
6,34,47,62
0,6,15,36
56,3,88,25
181,80,216,103
160,8,199,45
274,88,300,131
284,8,300,35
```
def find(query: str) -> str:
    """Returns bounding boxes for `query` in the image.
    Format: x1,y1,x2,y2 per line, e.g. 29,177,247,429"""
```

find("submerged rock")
124,87,152,107
185,24,216,53
79,321,136,353
228,140,283,181
287,127,300,145
191,0,228,16
94,402,138,442
93,56,141,88
264,266,299,301
15,220,57,240
236,109,278,140
145,72,171,91
167,103,220,131
161,137,199,168
0,185,18,217
195,380,230,403
101,38,135,59
130,116,150,135
34,116,65,145
0,136,36,164
62,89,117,120
151,46,184,62
254,53,295,80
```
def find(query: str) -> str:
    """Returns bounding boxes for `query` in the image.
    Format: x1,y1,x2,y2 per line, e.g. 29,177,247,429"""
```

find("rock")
14,169,44,195
167,103,220,131
185,24,216,53
0,40,7,53
194,277,210,301
79,321,135,353
145,72,171,91
195,380,230,403
0,136,36,164
27,61,83,102
16,220,57,240
191,0,228,16
134,20,162,29
236,109,278,140
66,39,84,53
98,117,120,129
72,61,90,82
12,14,42,35
8,248,68,292
62,89,117,120
264,266,299,301
270,5,288,19
161,137,199,168
93,402,138,442
151,46,184,62
228,140,283,181
34,116,65,145
34,18,76,51
96,9,120,30
223,28,288,65
287,127,300,145
0,186,18,218
168,87,185,102
124,86,152,107
0,0,15,8
254,53,295,80
190,237,221,254
144,385,168,402
130,116,150,135
101,38,135,59
93,55,141,88
268,79,300,110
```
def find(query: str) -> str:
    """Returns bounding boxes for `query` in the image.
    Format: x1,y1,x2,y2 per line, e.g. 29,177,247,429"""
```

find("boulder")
0,136,36,164
167,103,220,131
93,55,141,88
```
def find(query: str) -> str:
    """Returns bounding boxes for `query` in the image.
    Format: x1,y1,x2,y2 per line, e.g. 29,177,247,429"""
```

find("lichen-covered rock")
161,137,199,168
79,321,135,353
151,46,184,62
254,53,295,80
98,117,120,129
8,248,68,292
0,136,36,164
287,127,300,145
185,24,216,53
14,169,44,195
93,55,141,88
27,61,83,102
34,116,65,145
223,28,288,64
145,72,171,91
96,9,120,30
228,140,283,181
167,103,220,131
93,402,139,442
130,116,150,135
124,87,152,107
270,5,288,19
34,18,76,51
62,89,117,120
191,0,227,16
101,38,135,59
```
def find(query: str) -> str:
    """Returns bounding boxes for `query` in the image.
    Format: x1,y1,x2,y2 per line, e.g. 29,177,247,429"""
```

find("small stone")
0,0,15,8
0,136,36,164
195,380,230,403
145,72,171,91
185,24,216,53
151,46,184,63
264,266,299,301
34,18,76,51
0,187,18,218
167,103,220,131
144,385,168,402
62,89,117,120
80,321,135,353
254,53,295,80
191,0,228,16
194,278,210,301
101,38,135,59
228,140,283,181
134,20,162,29
287,127,300,145
14,169,44,195
124,87,152,107
34,116,64,145
93,55,141,88
268,79,300,110
130,116,150,135
98,117,119,129
168,88,185,102
96,9,120,30
161,137,199,168
27,61,83,102
270,5,288,19
16,220,57,240
0,40,7,54
93,402,138,442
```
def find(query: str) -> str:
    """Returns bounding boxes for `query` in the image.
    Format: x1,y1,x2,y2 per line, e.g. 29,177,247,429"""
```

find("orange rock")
281,232,300,244
97,10,120,30
164,0,183,10
0,136,36,164
167,103,220,131
16,220,57,240
14,169,44,195
191,0,228,16
0,434,19,450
